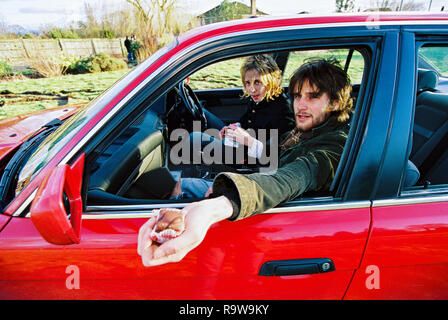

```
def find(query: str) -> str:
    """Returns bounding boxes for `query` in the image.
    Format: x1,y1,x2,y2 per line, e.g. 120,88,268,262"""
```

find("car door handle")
259,258,335,276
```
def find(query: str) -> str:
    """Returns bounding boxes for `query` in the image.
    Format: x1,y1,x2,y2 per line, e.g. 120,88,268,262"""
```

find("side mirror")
30,154,85,245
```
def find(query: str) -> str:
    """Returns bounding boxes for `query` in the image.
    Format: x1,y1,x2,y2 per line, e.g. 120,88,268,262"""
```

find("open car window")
283,49,365,85
188,49,366,91
85,45,369,208
189,57,245,90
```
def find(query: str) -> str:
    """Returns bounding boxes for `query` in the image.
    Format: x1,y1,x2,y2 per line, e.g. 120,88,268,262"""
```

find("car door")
196,87,247,124
0,192,371,299
0,25,389,300
344,30,448,299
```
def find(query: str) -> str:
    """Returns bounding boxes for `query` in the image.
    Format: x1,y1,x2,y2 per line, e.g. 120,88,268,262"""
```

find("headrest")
403,160,420,187
417,69,439,92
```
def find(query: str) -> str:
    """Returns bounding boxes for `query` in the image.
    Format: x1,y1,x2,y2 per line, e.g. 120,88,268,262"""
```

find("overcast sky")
0,0,446,30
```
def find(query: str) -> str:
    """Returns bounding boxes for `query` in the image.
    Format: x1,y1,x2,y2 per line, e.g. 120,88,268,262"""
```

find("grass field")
0,69,130,120
0,49,366,120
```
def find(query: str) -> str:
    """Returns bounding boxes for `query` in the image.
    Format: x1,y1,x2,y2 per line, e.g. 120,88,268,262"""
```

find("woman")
192,54,295,163
176,54,295,199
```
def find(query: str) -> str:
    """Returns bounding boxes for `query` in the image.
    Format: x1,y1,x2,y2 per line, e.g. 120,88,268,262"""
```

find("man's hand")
137,196,234,267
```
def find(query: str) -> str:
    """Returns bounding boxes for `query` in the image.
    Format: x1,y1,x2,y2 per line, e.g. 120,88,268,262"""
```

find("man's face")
292,80,333,132
243,68,267,103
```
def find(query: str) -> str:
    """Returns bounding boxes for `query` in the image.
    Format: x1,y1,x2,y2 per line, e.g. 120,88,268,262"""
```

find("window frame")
400,37,448,199
75,31,382,216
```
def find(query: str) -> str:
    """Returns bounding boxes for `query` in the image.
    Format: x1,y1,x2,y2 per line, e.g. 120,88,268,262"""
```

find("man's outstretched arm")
137,196,233,267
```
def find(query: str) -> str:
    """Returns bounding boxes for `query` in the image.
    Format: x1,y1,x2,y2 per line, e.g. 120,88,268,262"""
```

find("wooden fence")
0,38,126,65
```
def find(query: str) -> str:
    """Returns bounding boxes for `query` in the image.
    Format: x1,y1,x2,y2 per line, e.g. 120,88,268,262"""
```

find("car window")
189,57,245,90
85,46,369,207
283,49,365,85
419,46,448,77
405,44,448,190
14,43,176,197
188,49,365,91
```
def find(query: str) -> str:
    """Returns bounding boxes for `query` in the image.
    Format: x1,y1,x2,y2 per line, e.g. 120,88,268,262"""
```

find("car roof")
178,12,448,45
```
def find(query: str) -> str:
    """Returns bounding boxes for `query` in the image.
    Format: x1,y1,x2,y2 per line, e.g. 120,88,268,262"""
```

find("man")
137,58,354,266
124,36,132,62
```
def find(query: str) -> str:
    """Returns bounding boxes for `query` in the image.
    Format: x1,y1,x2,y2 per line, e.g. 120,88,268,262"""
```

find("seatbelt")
412,120,448,167
419,125,448,181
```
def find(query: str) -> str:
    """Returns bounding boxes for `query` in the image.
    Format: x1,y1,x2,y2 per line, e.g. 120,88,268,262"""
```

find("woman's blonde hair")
240,54,283,101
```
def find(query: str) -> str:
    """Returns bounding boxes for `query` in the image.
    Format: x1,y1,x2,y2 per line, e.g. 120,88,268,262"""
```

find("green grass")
0,69,129,95
189,57,244,89
283,49,365,85
0,49,367,120
419,47,448,76
0,69,129,120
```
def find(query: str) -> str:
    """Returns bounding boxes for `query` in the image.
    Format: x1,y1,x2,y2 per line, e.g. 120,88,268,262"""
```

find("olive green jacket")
212,115,349,221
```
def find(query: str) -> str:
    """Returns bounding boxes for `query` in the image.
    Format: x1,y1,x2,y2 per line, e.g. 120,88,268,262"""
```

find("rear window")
419,46,448,77
284,49,365,85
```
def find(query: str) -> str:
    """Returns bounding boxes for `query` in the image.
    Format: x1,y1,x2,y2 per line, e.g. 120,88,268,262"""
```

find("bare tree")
336,0,355,12
401,0,425,11
125,0,197,58
368,0,425,11
369,0,398,11
0,13,8,37
126,0,177,35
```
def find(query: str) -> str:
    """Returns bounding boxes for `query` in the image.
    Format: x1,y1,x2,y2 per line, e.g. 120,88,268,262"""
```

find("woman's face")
243,69,267,103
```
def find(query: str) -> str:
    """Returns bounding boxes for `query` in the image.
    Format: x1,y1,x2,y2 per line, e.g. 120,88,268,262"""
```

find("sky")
0,0,447,30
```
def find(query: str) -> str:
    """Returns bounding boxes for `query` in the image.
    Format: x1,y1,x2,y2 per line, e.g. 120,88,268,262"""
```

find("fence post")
21,39,31,59
119,38,126,56
58,39,66,55
91,39,97,55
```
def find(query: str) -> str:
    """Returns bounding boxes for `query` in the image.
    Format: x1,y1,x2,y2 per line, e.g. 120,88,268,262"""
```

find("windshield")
15,42,176,196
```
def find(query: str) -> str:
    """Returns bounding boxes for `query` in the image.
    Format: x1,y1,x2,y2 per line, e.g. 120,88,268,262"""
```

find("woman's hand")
137,196,234,267
223,126,255,147
219,125,231,140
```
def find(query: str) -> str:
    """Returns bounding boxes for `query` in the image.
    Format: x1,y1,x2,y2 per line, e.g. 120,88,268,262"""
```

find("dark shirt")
239,93,295,142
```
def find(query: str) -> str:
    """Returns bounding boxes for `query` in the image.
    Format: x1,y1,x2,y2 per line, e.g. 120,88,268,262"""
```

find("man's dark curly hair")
288,58,353,122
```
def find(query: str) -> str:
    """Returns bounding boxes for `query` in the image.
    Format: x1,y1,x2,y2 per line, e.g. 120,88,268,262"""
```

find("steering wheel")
178,81,207,130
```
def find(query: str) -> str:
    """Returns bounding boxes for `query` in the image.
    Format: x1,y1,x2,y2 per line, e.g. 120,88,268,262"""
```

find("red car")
1,13,448,300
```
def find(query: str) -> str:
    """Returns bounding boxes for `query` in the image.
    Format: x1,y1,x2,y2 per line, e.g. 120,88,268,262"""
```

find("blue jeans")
174,178,213,199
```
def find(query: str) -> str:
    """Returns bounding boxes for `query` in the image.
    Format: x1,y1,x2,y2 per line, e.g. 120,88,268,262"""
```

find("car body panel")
0,213,10,232
0,205,370,299
0,105,79,165
345,199,448,299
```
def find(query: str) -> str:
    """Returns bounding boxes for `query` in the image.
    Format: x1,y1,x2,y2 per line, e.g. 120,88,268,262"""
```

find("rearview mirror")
30,154,85,245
